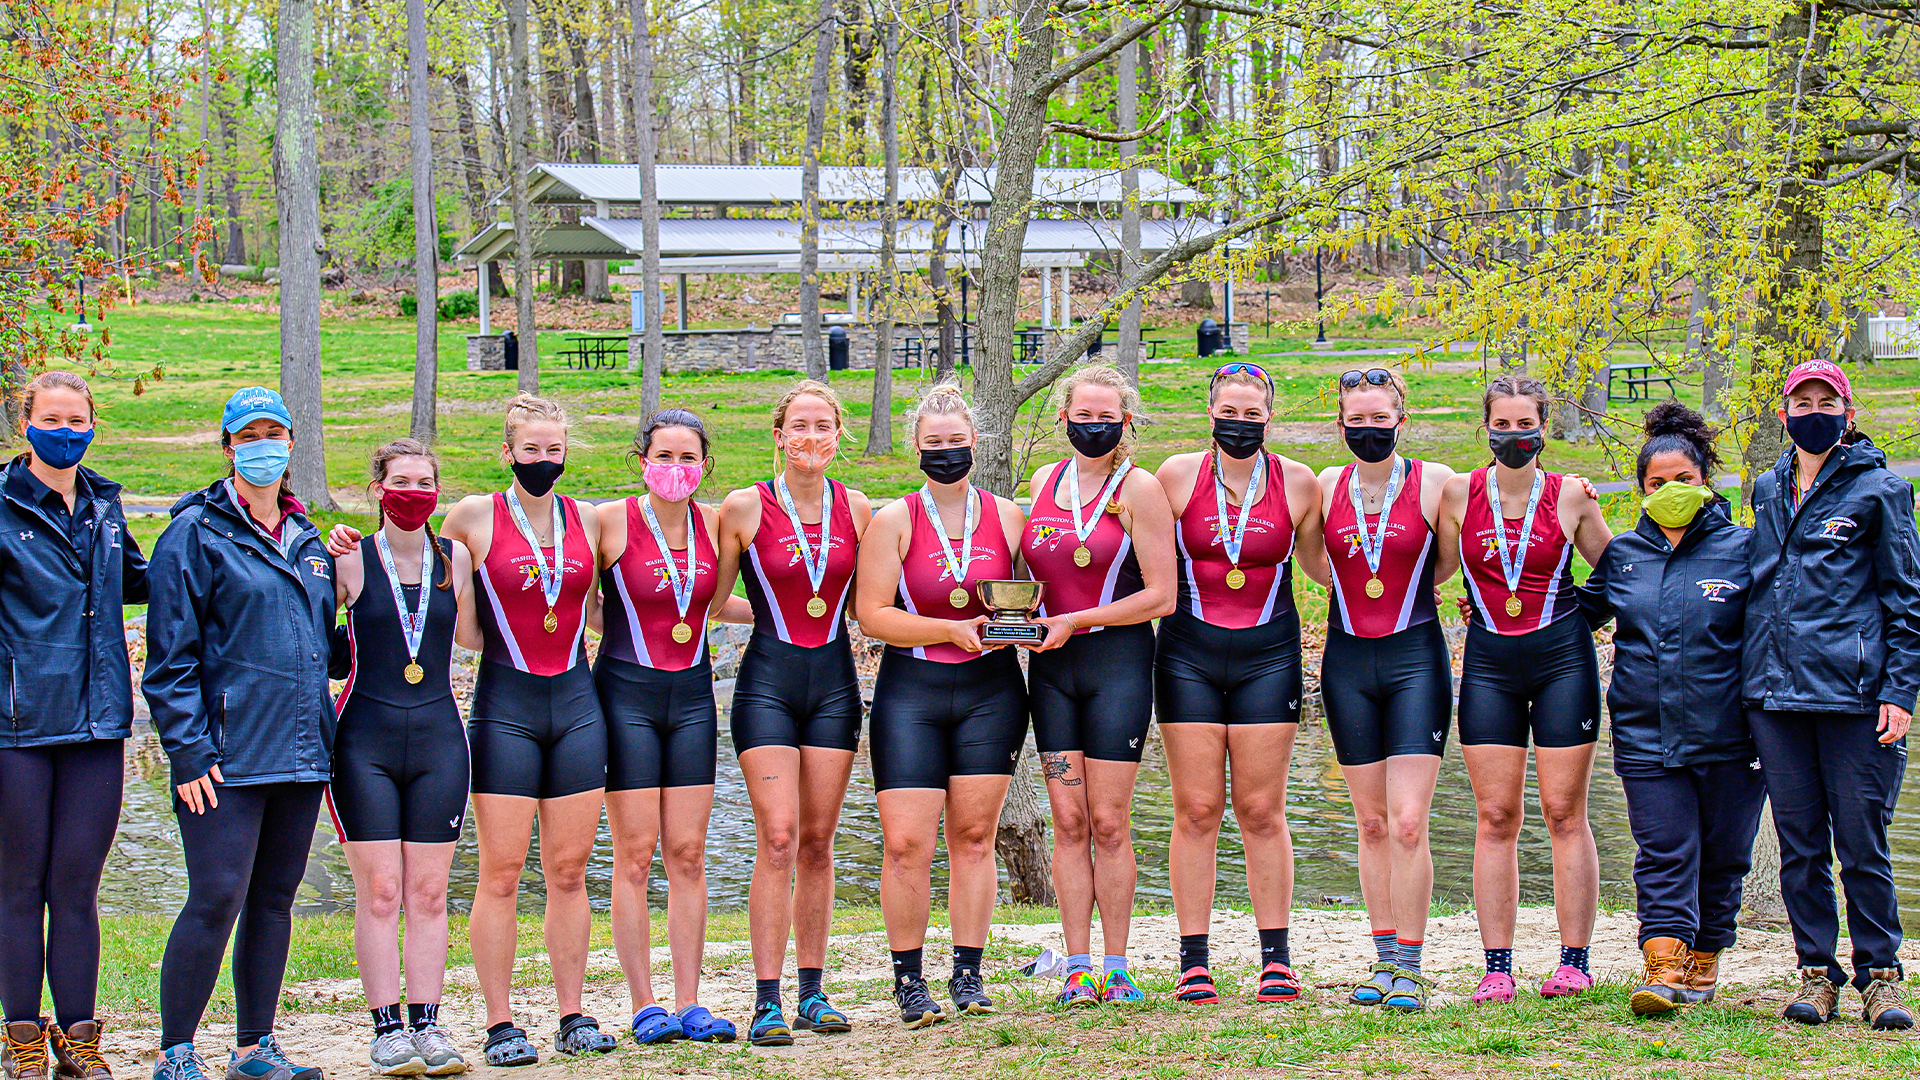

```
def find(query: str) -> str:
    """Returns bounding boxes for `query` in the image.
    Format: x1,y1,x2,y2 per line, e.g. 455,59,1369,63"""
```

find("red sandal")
1256,961,1303,1003
1174,966,1220,1004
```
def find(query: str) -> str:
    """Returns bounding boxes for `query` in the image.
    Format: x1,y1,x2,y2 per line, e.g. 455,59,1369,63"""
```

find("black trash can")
1197,318,1221,358
502,330,519,371
828,325,850,371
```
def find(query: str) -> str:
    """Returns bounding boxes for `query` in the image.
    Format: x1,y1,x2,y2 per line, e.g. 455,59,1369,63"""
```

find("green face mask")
1643,481,1715,529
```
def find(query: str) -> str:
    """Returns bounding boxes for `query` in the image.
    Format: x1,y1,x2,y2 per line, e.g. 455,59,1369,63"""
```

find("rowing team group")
1,356,1913,1080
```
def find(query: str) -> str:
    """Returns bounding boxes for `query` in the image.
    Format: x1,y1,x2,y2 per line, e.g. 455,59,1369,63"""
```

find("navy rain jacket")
1744,438,1920,715
141,479,336,787
1580,501,1754,770
0,457,150,745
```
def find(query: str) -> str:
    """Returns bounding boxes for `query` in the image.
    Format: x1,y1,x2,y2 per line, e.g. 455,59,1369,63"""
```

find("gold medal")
1225,567,1246,590
950,587,970,608
1073,545,1092,568
1505,593,1523,618
404,662,424,685
1365,576,1384,599
543,608,558,633
806,595,828,619
1107,499,1124,515
672,621,693,644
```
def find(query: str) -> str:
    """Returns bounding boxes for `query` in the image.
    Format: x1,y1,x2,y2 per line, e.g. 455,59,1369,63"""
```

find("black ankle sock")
406,1003,438,1031
1485,948,1513,975
755,978,781,1009
1179,933,1209,972
953,944,984,975
798,967,824,1001
892,948,923,985
370,1004,403,1035
1258,927,1291,969
557,1013,582,1030
486,1021,515,1040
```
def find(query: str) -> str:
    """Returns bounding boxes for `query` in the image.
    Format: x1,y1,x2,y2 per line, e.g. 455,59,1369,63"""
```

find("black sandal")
482,1026,537,1068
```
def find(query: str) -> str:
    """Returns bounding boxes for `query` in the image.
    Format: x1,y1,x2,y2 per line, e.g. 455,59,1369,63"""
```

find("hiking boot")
47,1021,111,1080
892,977,946,1029
1783,968,1839,1025
1685,948,1723,1003
1862,969,1914,1030
947,968,994,1015
1629,937,1694,1016
3,1022,48,1080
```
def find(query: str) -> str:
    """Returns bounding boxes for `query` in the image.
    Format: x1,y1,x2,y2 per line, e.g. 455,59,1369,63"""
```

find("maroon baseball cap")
1782,359,1853,402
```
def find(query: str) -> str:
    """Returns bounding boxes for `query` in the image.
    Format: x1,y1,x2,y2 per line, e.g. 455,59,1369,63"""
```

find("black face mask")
919,445,973,485
1488,428,1545,469
1065,420,1125,459
510,458,566,498
1211,417,1267,460
1785,410,1847,456
1343,423,1399,464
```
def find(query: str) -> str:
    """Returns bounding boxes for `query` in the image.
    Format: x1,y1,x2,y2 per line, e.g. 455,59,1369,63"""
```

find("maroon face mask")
380,486,438,531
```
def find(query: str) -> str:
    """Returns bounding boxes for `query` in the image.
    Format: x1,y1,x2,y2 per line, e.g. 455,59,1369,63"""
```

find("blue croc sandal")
630,1006,685,1045
792,993,852,1034
676,1005,737,1043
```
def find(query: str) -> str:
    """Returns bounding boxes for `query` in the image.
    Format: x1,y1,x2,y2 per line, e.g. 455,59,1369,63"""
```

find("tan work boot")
1629,937,1694,1016
2,1021,49,1080
1686,948,1723,1003
1862,969,1914,1030
46,1022,111,1080
1783,967,1839,1024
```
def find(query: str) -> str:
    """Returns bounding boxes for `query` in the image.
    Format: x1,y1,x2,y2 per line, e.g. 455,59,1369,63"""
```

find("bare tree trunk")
798,0,835,381
1116,38,1141,383
995,742,1056,906
219,101,245,264
632,0,665,416
508,0,539,392
407,0,437,442
865,17,897,457
275,0,333,509
449,65,491,235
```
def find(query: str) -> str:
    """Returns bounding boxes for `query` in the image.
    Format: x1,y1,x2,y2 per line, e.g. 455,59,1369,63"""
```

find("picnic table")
554,333,628,370
1606,362,1676,402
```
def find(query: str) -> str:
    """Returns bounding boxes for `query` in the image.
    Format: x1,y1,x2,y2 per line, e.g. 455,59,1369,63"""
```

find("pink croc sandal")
1472,972,1517,1004
1540,965,1594,997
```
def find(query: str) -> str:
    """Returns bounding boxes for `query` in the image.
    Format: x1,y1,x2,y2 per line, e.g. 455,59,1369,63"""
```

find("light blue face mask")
231,439,291,486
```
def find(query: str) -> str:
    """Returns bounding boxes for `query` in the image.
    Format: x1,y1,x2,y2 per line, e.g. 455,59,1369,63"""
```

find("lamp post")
72,278,92,337
958,219,970,368
1314,247,1327,345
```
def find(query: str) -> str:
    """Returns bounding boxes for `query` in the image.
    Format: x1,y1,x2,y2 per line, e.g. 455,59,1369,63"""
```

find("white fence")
1867,316,1920,359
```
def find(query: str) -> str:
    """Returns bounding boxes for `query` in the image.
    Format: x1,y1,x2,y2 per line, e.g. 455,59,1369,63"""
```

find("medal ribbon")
1211,451,1267,567
776,474,834,597
1060,459,1132,545
640,496,698,622
918,483,977,588
375,531,433,666
1487,469,1546,597
1347,456,1405,577
505,488,565,612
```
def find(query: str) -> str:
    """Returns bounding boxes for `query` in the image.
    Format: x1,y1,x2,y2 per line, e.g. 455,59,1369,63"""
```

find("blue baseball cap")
222,386,293,433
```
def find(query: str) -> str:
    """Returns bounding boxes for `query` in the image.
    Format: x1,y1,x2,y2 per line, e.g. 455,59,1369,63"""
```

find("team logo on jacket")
1817,516,1857,540
1696,578,1739,603
305,556,331,578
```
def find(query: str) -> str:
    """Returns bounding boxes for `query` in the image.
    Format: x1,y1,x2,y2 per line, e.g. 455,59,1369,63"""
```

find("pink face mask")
643,460,704,502
781,432,838,472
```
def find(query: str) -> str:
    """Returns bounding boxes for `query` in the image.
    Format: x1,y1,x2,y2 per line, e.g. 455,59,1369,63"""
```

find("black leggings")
1028,622,1156,762
868,648,1028,791
596,656,719,791
0,741,122,1027
1320,621,1453,766
1456,617,1601,748
1154,609,1303,726
160,782,325,1048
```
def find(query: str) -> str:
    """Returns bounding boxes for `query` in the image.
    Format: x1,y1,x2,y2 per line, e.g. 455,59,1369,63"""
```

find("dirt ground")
95,905,1895,1079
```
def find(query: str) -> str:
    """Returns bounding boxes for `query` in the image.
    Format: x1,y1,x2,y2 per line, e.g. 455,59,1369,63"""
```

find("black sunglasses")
1339,368,1395,389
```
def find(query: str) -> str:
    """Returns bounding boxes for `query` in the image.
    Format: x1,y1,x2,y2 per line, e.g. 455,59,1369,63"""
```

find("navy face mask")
1342,424,1399,464
25,426,93,470
1784,410,1846,456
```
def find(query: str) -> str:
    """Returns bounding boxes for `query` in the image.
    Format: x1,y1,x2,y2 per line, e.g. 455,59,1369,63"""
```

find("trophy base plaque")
980,620,1048,646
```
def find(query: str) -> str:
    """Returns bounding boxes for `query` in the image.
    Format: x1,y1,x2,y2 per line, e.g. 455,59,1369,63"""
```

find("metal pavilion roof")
512,162,1206,208
452,214,1233,267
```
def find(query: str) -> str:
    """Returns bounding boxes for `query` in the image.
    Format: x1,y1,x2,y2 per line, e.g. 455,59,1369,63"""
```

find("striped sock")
1372,928,1398,964
1485,948,1513,975
1397,938,1424,974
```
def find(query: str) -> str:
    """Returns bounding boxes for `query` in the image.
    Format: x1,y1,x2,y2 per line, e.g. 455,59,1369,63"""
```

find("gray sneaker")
227,1036,320,1080
406,1028,465,1077
153,1046,210,1080
366,1033,425,1078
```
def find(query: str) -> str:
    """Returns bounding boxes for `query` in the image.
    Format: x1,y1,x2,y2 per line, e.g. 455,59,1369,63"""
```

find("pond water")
104,704,1920,933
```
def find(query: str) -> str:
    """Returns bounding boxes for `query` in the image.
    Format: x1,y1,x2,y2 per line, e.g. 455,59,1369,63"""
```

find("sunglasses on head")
1211,361,1271,387
1339,368,1395,389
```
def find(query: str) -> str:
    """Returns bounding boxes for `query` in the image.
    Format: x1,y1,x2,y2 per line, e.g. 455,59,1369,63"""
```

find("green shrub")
398,290,482,321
